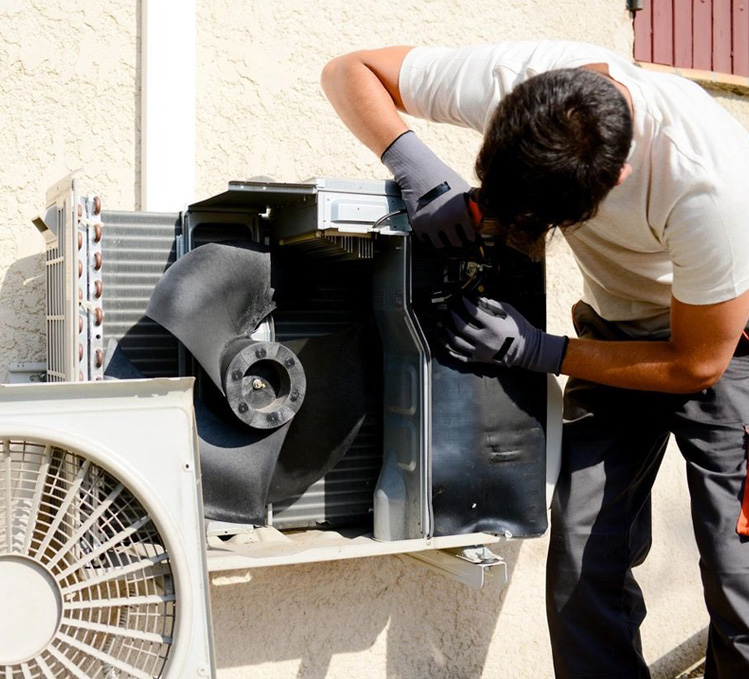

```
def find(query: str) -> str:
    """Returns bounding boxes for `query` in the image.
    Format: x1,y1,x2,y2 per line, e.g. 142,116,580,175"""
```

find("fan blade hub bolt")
237,402,249,414
255,348,266,358
285,358,295,368
252,379,265,390
231,369,242,381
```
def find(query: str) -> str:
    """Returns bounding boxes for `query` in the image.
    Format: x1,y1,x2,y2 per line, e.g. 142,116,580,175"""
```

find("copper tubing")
78,232,83,250
94,252,102,270
94,307,103,325
94,280,102,298
78,343,84,360
93,223,102,242
78,260,83,277
93,196,101,215
78,316,83,333
95,348,103,368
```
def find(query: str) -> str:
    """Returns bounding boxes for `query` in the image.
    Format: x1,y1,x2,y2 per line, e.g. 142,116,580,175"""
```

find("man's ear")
616,163,632,186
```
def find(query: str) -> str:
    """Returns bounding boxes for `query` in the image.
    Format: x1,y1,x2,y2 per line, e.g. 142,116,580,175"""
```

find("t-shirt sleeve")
398,41,624,133
665,185,749,305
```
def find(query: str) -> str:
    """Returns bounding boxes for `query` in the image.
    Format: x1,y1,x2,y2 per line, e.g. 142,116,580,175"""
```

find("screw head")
231,369,243,382
237,402,249,414
285,358,295,368
255,347,267,359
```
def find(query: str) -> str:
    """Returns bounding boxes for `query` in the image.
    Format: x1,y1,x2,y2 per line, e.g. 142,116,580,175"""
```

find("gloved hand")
446,297,568,374
381,130,476,248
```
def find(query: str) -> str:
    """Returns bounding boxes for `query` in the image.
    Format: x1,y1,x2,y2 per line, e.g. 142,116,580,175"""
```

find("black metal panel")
411,241,548,538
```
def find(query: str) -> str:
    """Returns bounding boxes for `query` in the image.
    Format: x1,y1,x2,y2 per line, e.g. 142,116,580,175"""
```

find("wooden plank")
734,0,749,76
634,0,653,62
653,0,675,65
713,0,732,74
693,0,713,70
674,0,694,67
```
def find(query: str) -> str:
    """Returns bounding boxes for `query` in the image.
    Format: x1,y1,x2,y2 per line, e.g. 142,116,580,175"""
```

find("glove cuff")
380,130,415,161
380,130,441,182
536,332,569,375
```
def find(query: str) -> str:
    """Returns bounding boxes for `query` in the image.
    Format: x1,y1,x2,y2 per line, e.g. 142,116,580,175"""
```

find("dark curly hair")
475,67,633,248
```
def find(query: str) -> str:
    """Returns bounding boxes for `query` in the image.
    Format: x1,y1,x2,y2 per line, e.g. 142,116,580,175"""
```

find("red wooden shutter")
634,0,749,76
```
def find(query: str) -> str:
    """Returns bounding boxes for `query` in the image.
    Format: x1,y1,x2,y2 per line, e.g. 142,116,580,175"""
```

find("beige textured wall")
0,1,732,677
0,0,139,379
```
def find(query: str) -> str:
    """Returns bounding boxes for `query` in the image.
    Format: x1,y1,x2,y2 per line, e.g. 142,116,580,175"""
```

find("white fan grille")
0,438,177,678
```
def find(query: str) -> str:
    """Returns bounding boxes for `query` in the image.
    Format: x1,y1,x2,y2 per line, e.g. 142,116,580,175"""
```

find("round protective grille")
0,437,176,678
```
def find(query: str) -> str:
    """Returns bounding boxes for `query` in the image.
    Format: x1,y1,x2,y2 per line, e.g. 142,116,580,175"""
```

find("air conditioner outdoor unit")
0,378,215,678
32,173,562,585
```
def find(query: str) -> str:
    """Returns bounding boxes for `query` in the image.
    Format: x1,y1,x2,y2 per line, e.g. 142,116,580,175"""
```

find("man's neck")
582,63,634,114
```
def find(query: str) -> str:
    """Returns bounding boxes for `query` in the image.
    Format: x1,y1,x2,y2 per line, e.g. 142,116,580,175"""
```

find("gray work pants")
546,302,749,679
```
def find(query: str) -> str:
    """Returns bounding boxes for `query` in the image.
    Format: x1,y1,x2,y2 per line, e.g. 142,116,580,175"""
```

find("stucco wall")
0,0,139,378
0,1,735,677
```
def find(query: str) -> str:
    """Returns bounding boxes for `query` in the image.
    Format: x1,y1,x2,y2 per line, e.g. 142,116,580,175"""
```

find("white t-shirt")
399,41,749,328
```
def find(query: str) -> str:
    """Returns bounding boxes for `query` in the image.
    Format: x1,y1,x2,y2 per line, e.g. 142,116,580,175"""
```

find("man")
321,41,749,679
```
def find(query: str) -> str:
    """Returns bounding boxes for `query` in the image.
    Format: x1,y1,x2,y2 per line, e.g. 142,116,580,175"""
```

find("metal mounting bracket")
403,545,508,589
8,362,47,384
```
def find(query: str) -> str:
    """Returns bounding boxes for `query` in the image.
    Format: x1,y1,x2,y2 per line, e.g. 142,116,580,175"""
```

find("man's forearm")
321,49,411,156
561,337,725,393
561,292,749,393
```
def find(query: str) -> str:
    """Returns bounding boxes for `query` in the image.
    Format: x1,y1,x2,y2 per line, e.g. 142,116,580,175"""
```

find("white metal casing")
0,378,215,679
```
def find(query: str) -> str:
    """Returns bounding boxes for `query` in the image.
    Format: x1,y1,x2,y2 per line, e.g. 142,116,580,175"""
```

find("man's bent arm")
321,47,413,156
561,290,749,393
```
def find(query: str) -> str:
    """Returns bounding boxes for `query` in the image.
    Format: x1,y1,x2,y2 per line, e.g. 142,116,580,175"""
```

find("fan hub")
224,340,307,429
0,554,62,664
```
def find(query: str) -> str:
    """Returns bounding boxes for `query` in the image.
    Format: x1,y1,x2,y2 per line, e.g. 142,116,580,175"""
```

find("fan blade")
103,339,289,524
145,242,276,392
145,242,307,428
195,399,290,524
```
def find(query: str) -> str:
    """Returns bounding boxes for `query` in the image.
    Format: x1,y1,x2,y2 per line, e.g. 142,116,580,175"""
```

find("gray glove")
446,297,568,374
381,131,476,248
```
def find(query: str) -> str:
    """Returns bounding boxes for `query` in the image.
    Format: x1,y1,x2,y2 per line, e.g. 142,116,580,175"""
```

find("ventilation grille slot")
99,212,181,378
45,204,73,383
282,233,375,261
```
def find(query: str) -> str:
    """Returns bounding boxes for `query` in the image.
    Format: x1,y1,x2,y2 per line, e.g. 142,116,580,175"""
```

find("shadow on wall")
210,540,523,679
649,627,708,679
0,252,47,381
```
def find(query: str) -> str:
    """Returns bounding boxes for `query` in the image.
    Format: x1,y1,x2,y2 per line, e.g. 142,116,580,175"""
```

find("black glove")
446,297,568,375
381,131,476,248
